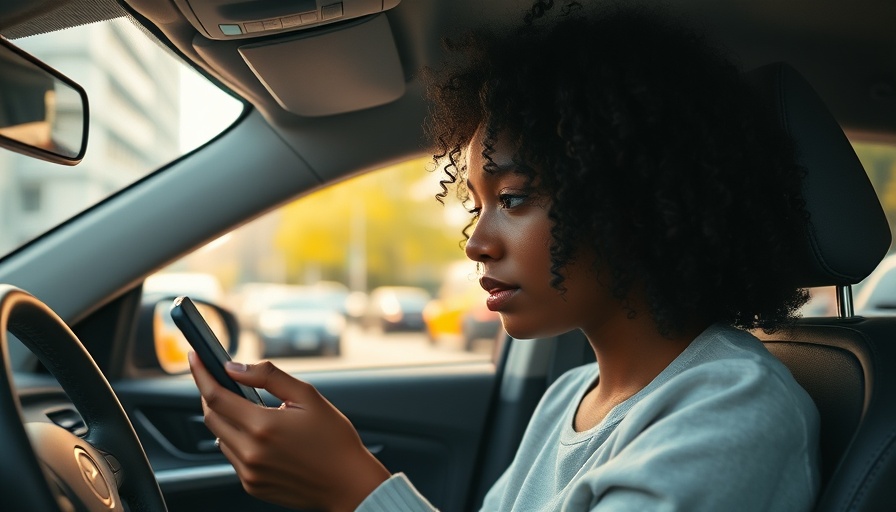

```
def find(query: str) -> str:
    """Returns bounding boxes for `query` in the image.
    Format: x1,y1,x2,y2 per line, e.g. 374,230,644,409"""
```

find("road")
234,323,498,373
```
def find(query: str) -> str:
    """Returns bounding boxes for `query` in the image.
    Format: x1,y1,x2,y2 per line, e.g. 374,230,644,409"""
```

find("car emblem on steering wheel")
74,447,114,508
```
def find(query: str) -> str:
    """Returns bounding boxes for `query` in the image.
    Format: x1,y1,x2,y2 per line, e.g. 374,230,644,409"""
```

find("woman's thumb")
225,360,316,404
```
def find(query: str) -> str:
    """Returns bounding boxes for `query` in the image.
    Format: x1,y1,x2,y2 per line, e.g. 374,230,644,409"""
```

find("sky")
179,67,244,153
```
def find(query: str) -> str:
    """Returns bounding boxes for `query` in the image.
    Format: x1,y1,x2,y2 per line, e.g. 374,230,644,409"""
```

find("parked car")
854,254,896,315
461,302,503,351
230,281,300,333
424,262,502,348
363,286,431,332
2,1,896,512
255,288,347,357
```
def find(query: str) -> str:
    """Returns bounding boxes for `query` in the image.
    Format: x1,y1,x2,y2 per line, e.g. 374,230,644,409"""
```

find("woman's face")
463,128,624,340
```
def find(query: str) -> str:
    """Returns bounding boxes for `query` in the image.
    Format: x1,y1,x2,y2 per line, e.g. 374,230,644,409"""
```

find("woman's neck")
573,311,707,432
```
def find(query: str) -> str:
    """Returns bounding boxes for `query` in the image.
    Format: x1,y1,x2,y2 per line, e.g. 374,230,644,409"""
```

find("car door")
112,339,501,512
71,283,587,512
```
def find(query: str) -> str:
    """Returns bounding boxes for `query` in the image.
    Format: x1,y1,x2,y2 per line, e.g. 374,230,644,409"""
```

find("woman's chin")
501,318,569,341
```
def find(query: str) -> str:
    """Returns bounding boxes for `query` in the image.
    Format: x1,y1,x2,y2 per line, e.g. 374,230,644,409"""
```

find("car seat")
747,62,896,511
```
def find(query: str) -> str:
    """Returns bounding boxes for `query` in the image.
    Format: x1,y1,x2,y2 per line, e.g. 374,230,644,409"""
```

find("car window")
802,140,896,317
149,140,896,372
145,157,505,373
0,18,243,259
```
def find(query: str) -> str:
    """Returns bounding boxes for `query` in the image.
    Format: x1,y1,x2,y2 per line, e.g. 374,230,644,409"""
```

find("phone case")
170,296,266,406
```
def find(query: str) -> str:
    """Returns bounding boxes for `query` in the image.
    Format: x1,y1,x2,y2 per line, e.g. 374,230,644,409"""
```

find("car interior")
1,0,896,511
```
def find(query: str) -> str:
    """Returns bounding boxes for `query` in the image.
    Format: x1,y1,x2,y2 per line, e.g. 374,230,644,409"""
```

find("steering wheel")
0,285,167,511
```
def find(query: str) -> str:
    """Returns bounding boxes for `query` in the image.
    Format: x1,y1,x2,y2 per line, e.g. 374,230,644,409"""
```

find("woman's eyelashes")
498,193,528,210
467,191,530,219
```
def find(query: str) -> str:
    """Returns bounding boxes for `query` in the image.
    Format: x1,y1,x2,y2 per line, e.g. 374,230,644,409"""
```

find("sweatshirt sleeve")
355,473,439,512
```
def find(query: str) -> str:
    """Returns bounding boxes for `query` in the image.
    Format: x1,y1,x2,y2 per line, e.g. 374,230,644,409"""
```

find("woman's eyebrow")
466,168,506,192
467,166,525,193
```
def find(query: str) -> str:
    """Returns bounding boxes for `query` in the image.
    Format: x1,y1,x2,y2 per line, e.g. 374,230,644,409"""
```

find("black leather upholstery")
748,63,890,287
748,63,896,512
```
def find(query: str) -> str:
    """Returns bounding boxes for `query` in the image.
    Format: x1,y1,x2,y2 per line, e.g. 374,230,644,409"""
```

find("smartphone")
170,296,266,406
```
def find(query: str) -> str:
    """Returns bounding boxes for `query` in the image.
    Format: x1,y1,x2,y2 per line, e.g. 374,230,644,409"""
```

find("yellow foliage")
274,157,468,289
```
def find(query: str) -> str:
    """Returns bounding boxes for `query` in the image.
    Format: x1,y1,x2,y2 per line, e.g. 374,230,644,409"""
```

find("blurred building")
0,18,180,253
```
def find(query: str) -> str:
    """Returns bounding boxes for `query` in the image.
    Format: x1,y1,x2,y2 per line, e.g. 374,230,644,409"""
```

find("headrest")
747,62,891,288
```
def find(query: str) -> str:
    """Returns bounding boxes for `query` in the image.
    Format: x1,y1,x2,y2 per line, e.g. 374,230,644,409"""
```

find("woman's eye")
467,206,482,218
499,194,527,209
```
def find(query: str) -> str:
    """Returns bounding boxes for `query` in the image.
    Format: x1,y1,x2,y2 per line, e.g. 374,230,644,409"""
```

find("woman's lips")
486,288,518,311
480,277,519,311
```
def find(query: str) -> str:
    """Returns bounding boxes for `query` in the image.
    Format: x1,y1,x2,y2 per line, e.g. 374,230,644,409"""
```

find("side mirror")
0,36,88,165
135,295,241,374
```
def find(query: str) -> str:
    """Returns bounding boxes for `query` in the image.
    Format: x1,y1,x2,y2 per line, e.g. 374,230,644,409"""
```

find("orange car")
423,263,501,350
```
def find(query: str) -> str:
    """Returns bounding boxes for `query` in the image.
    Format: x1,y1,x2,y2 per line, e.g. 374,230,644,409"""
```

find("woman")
189,3,820,510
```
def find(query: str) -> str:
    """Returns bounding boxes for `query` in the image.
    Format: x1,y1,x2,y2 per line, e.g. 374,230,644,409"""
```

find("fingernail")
225,361,248,372
187,351,195,365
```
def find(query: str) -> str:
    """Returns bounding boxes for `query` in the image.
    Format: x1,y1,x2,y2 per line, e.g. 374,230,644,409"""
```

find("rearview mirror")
0,36,88,165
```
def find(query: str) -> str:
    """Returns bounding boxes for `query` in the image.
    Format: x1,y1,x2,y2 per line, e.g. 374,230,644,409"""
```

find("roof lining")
0,0,124,39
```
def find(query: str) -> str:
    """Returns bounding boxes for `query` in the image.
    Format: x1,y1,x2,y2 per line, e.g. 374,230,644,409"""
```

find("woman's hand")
188,353,391,511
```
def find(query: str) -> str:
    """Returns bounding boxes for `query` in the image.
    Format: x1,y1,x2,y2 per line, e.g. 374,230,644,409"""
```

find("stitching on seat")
847,428,896,511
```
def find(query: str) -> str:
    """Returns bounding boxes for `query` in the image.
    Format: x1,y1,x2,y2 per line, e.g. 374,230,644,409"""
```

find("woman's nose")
464,214,502,263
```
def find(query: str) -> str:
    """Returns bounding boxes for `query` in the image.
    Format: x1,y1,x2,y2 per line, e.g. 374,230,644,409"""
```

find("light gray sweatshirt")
357,324,820,511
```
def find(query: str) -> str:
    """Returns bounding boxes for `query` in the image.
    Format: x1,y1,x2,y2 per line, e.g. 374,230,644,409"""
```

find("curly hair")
423,2,809,336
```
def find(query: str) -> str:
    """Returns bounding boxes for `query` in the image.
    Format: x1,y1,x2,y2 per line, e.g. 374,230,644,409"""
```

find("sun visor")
238,14,405,116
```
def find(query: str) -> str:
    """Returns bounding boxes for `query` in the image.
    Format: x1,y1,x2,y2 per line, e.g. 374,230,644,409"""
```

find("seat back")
755,320,896,510
749,63,895,511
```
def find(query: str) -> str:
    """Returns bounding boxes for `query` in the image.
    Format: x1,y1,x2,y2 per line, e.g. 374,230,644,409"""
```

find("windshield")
0,18,243,258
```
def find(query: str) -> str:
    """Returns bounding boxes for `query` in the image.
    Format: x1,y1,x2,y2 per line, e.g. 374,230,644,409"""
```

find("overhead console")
172,0,400,40
235,13,405,116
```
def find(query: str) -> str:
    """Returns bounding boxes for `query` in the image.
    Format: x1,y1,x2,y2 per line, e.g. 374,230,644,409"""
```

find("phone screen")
170,296,266,406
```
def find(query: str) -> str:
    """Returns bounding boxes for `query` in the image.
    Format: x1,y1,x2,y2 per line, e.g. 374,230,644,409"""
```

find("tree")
274,157,470,291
